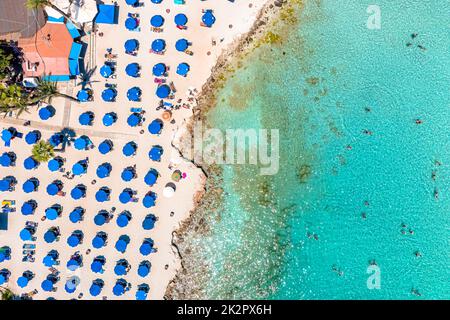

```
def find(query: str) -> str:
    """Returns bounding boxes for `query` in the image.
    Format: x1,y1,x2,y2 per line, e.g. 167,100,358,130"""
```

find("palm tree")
0,287,15,300
25,0,79,27
0,84,30,116
76,66,98,89
31,140,55,162
29,79,77,105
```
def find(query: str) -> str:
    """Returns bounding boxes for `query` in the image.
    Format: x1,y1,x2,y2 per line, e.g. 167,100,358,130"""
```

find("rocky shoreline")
165,0,304,299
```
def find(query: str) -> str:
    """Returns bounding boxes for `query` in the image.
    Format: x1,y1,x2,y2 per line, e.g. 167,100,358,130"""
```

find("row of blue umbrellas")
144,9,215,28
150,13,188,28
151,38,192,53
12,174,158,199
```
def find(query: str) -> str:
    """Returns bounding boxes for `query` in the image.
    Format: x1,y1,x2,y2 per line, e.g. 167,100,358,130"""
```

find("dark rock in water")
297,164,312,183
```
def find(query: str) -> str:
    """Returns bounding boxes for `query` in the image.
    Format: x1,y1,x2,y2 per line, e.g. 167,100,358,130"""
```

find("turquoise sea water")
190,0,450,299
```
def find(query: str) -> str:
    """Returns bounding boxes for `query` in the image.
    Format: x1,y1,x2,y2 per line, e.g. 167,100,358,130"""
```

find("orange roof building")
18,22,82,80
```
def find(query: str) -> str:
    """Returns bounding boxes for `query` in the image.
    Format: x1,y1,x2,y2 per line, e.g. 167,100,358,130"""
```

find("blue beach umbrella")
22,178,38,193
0,152,14,167
152,63,166,76
100,64,113,78
0,177,14,192
74,136,91,150
46,181,62,196
39,106,55,120
79,112,94,126
113,283,125,296
45,207,60,220
25,130,40,145
71,185,86,200
17,276,29,288
43,255,56,267
126,0,138,6
102,112,117,127
127,113,141,127
144,169,158,186
142,192,156,208
41,279,54,292
155,85,170,98
96,163,112,178
142,214,156,230
43,256,55,267
89,283,102,296
77,89,90,102
20,228,33,241
21,201,36,215
92,232,107,249
1,128,14,144
138,261,151,277
149,145,163,161
24,156,38,170
72,161,87,175
202,10,216,27
127,87,141,101
95,187,110,202
67,259,81,271
151,39,166,53
177,62,190,76
0,180,10,192
122,141,137,156
124,39,138,52
139,239,154,256
44,229,58,243
91,259,104,273
119,189,133,204
114,260,128,276
174,13,188,26
150,15,164,27
69,207,84,223
102,88,117,102
65,278,78,293
115,235,129,253
175,38,189,52
151,0,162,3
125,17,138,30
136,289,147,300
67,233,82,247
125,63,140,77
98,140,113,154
121,167,136,182
48,158,63,172
117,211,131,228
94,210,109,226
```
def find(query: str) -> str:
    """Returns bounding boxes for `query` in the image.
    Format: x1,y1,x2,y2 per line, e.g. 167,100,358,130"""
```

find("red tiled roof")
18,23,73,77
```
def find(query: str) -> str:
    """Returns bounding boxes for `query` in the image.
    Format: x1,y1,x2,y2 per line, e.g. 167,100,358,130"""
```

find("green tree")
31,140,55,162
0,287,15,300
30,79,77,105
0,47,14,80
0,84,29,116
25,0,78,27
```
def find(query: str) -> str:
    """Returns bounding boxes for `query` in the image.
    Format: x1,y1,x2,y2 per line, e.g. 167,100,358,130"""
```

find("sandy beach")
0,0,269,300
